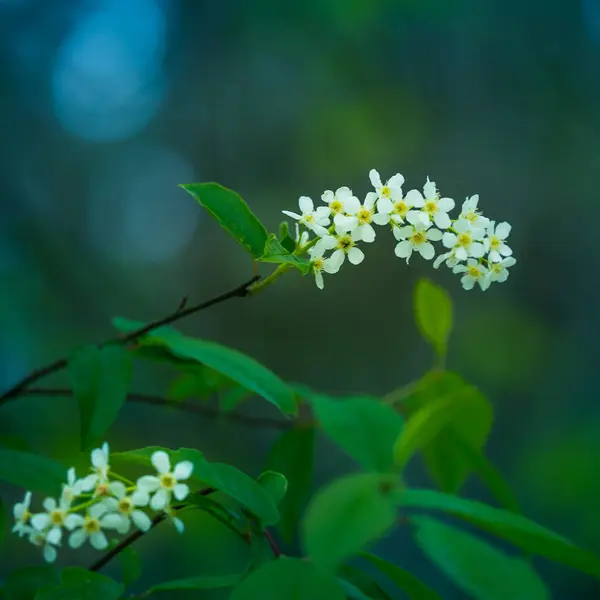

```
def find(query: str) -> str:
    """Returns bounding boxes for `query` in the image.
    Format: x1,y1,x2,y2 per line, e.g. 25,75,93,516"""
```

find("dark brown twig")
263,528,281,558
0,276,260,407
17,388,301,429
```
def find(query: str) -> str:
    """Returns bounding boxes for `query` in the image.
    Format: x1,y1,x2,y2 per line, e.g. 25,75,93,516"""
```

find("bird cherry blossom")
65,503,116,550
282,196,330,236
101,481,152,534
369,169,404,201
335,191,380,242
12,491,33,537
485,221,513,263
488,256,517,284
28,528,59,563
459,195,490,230
308,245,343,290
453,259,491,291
321,187,360,219
316,228,365,266
30,495,72,545
393,215,443,262
406,178,455,230
442,219,486,261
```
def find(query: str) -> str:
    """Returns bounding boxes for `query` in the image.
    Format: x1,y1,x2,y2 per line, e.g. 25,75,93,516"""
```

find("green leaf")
167,370,216,402
337,564,392,600
278,221,297,253
112,318,297,416
218,384,251,412
187,495,243,537
302,473,402,569
402,371,493,492
308,394,404,473
336,579,372,600
0,449,66,496
360,551,442,599
0,435,29,451
0,498,5,548
401,489,600,579
68,345,133,451
413,516,550,600
180,182,268,258
35,568,123,600
257,471,287,506
228,557,345,600
5,567,59,600
414,278,453,361
259,234,311,274
118,546,143,588
146,573,241,595
265,426,315,543
193,460,280,526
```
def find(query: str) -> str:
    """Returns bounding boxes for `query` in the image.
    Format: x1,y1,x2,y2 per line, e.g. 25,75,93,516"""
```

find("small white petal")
461,275,476,290
136,476,161,493
298,196,313,213
393,226,412,241
69,529,87,549
495,222,511,239
43,545,57,563
150,489,170,511
372,212,390,226
388,173,405,188
395,240,413,259
427,228,443,242
173,461,194,481
100,513,123,530
151,451,171,474
423,178,437,198
470,242,485,258
405,189,424,207
314,270,324,289
42,498,57,512
433,212,451,230
281,210,301,221
131,490,150,507
174,483,189,501
64,514,84,530
90,531,108,550
91,448,107,469
455,247,468,261
172,516,185,534
376,197,393,214
442,232,457,248
132,510,152,532
418,242,435,260
79,474,97,492
46,527,62,545
437,197,454,211
364,192,377,209
343,195,361,214
308,223,329,237
90,503,109,519
330,249,345,266
31,514,50,531
358,224,376,243
347,247,365,265
108,481,127,499
369,169,382,188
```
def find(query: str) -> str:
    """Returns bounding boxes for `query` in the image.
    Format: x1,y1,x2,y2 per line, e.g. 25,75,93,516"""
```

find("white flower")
335,192,379,242
369,169,404,201
65,503,116,550
488,256,516,284
406,177,454,229
321,187,360,219
375,189,419,227
294,223,310,248
61,467,84,504
453,259,491,291
282,196,330,237
136,451,194,511
12,491,33,537
315,229,365,267
30,496,72,545
442,219,486,261
433,249,460,270
459,195,490,230
100,481,152,535
393,215,443,263
28,528,59,563
79,442,111,496
308,245,343,290
485,221,512,263
165,506,185,534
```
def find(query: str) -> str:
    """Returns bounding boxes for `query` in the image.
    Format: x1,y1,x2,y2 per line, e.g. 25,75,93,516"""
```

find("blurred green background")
1,0,599,597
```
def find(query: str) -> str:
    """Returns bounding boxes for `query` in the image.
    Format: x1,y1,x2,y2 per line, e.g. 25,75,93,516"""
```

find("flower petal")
173,461,194,481
358,224,376,243
281,210,301,221
174,483,189,501
405,189,424,207
136,476,161,493
131,490,150,507
369,168,382,188
43,545,57,563
42,497,56,512
90,532,108,550
419,242,435,260
347,247,365,265
69,529,87,549
343,195,361,214
427,228,443,242
64,514,84,530
372,212,390,226
394,240,413,259
151,451,171,474
314,270,324,290
31,514,50,531
437,197,454,211
442,232,457,248
91,447,107,469
298,196,313,213
470,242,485,258
433,212,451,230
150,488,170,511
388,173,405,188
495,222,511,239
132,510,152,532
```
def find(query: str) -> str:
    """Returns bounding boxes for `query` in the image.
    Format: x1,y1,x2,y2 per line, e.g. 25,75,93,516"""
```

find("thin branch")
89,487,216,572
0,275,260,407
18,388,302,429
263,528,281,558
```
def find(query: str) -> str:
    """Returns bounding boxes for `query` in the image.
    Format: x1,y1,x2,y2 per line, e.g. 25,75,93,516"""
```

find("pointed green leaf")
401,489,600,579
402,371,493,492
0,449,66,496
228,557,345,600
259,235,311,274
265,426,315,543
68,345,132,451
414,278,453,361
5,566,59,600
146,573,241,595
302,473,402,569
35,568,123,600
337,564,393,600
112,318,297,416
413,517,550,599
257,471,288,506
118,546,143,588
361,551,443,599
308,394,404,473
278,221,297,253
193,461,280,526
180,183,268,258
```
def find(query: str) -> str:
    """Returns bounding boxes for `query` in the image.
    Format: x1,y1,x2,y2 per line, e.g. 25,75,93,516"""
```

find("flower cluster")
11,443,193,563
282,169,516,291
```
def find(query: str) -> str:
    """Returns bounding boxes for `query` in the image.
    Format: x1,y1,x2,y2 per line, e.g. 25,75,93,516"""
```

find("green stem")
248,263,293,295
110,471,135,486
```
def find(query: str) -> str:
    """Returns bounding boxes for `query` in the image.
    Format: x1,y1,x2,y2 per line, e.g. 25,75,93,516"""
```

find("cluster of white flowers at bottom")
11,443,193,563
282,169,516,291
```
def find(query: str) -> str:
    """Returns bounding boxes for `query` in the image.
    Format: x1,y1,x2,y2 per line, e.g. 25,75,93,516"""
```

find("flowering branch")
18,388,306,429
0,275,260,407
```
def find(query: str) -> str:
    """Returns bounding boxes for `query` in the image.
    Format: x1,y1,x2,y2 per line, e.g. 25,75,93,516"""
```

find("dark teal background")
1,0,599,597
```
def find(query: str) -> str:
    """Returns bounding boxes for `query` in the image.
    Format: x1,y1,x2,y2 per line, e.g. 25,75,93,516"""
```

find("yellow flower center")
312,258,324,271
489,235,500,249
410,231,426,245
329,200,343,214
468,265,481,278
457,233,472,247
84,517,101,534
393,201,407,216
50,510,65,526
95,483,110,497
465,210,477,222
357,208,372,224
381,186,391,198
160,473,176,490
119,498,133,515
22,509,31,523
304,214,314,223
337,235,354,252
424,200,438,214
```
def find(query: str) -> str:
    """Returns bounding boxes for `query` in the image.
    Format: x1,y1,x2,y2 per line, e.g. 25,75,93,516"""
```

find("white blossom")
282,196,330,237
375,189,420,227
369,169,404,201
294,223,310,248
335,192,379,242
12,491,33,537
321,187,360,219
136,451,194,511
308,245,343,290
79,442,111,495
488,256,517,284
100,481,152,534
28,528,59,563
393,214,443,262
315,228,365,267
484,221,513,263
433,249,460,270
406,178,454,229
61,467,85,504
30,496,72,545
453,259,491,291
442,219,486,261
65,503,116,550
459,195,490,230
